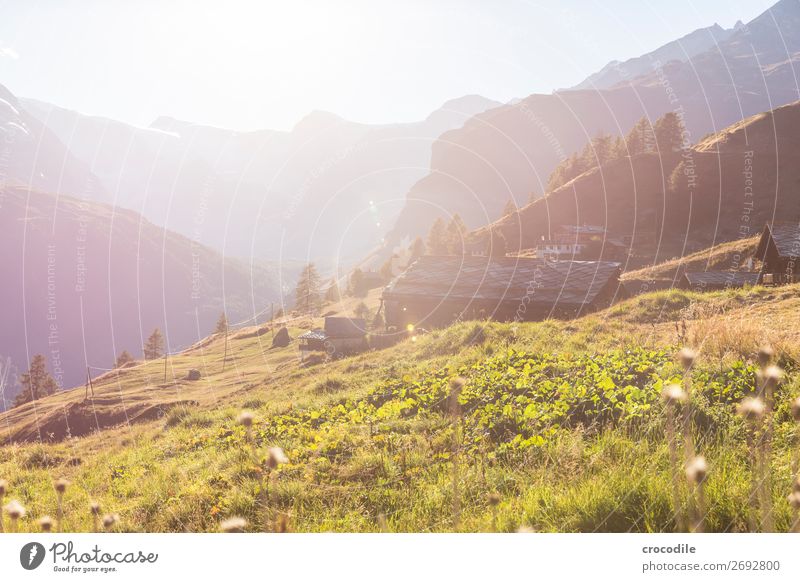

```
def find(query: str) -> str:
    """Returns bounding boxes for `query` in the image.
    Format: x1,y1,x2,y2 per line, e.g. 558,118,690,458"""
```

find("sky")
0,0,779,131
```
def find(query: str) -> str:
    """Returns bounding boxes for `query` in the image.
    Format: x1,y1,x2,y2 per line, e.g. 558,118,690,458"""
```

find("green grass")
1,286,800,532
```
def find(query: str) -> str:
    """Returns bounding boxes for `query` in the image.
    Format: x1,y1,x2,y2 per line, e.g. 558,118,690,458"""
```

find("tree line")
547,112,686,192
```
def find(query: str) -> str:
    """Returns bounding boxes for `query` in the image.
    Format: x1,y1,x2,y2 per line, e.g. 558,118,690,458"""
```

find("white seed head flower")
4,499,25,520
762,365,784,385
661,384,687,404
685,456,708,485
738,397,765,422
89,501,101,515
237,411,254,428
266,447,288,469
39,516,53,532
678,348,697,370
54,478,69,494
220,516,247,533
102,514,118,530
787,492,800,510
757,345,775,368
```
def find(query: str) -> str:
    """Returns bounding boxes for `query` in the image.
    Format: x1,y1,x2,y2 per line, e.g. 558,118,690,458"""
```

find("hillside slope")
476,98,800,267
0,282,799,532
0,186,279,394
388,0,800,242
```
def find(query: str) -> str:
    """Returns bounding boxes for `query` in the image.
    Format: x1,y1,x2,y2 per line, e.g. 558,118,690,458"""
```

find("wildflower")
791,397,800,422
54,477,69,494
759,365,784,387
737,397,765,422
0,479,7,496
102,514,118,530
266,447,288,469
517,525,536,533
89,501,101,515
237,411,254,428
661,384,687,404
788,492,800,510
39,516,53,532
5,499,25,520
685,456,708,485
757,346,775,368
487,493,501,507
220,517,247,533
274,513,290,533
5,499,25,531
793,476,800,493
678,348,697,370
448,377,466,417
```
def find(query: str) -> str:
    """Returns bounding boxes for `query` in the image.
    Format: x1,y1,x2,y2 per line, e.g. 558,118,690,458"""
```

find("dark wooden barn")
755,223,800,285
381,255,623,329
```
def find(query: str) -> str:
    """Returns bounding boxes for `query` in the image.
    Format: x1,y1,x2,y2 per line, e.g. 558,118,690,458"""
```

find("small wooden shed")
298,317,367,359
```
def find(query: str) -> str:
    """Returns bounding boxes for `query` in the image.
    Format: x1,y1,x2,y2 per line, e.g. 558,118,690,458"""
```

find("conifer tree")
143,328,165,360
295,263,322,312
13,355,58,406
215,312,228,334
426,218,449,255
115,350,134,368
445,214,468,254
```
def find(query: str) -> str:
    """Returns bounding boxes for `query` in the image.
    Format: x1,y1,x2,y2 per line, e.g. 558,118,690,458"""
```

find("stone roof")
383,255,621,307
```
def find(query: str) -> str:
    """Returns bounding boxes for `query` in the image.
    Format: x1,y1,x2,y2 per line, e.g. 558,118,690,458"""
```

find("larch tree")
348,268,367,298
13,354,58,407
215,312,228,334
324,278,340,303
654,112,685,153
143,328,165,360
426,218,449,255
295,263,322,312
409,236,426,261
115,350,134,368
445,214,468,254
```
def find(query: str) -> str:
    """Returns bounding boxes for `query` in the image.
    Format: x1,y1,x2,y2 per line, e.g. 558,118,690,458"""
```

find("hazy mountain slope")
477,99,800,269
388,0,800,243
0,84,99,198
22,95,500,265
0,186,279,392
571,23,739,91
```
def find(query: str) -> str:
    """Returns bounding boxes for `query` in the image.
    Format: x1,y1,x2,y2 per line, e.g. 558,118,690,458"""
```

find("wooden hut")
755,223,800,285
381,255,623,329
298,317,367,359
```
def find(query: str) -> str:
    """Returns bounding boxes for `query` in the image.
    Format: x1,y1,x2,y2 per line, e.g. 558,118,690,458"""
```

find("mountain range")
22,94,500,267
0,185,279,403
387,0,800,243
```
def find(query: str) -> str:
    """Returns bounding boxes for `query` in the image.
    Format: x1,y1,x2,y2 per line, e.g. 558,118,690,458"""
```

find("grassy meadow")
1,285,800,532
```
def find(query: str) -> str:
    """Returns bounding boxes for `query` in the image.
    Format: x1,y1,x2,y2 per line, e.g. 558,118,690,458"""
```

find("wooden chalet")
755,223,800,285
381,255,623,329
298,317,367,358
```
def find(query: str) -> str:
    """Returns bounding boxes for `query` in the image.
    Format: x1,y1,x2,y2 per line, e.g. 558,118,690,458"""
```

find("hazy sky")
0,0,778,131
